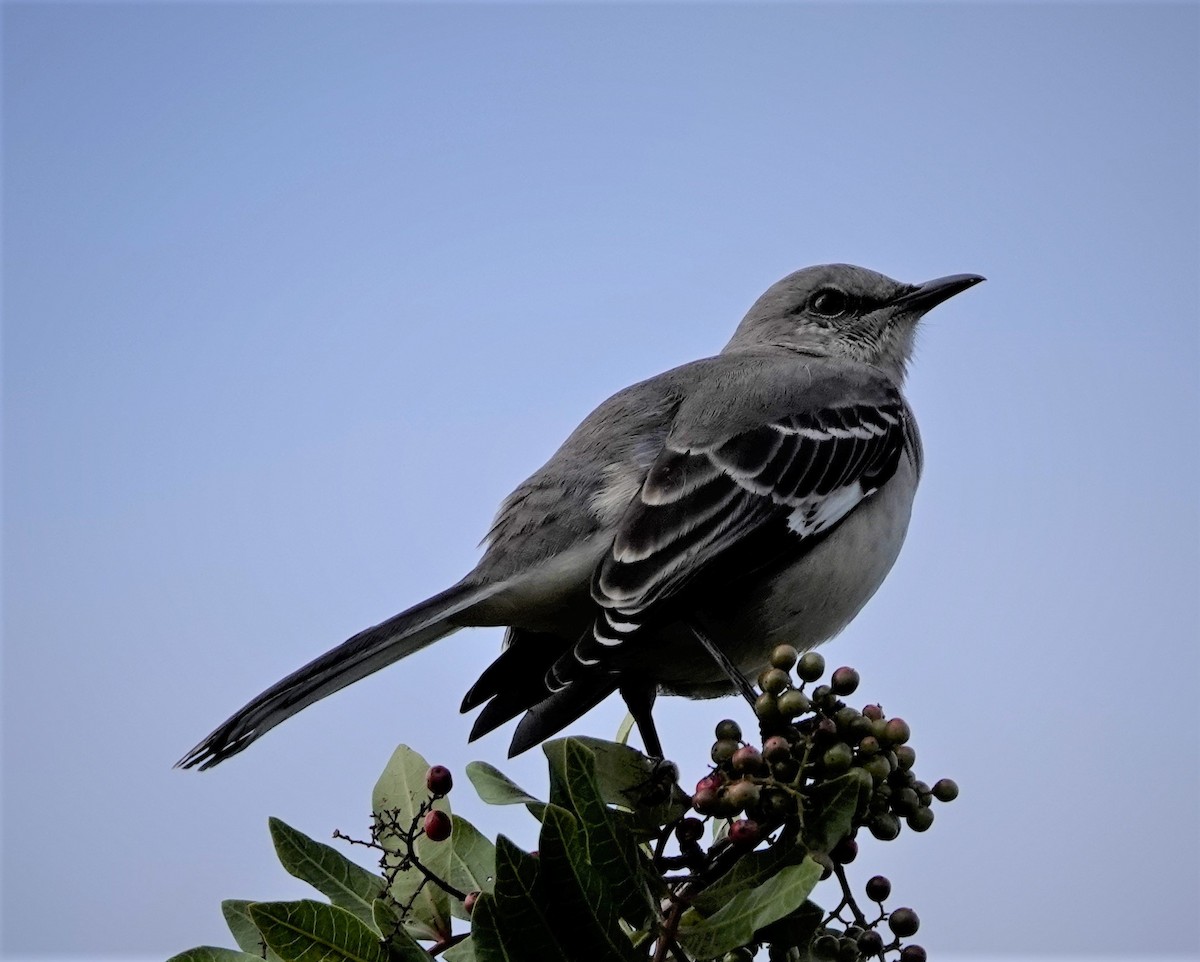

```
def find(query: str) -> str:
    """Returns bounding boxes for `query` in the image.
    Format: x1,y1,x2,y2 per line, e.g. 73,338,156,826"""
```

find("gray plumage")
179,263,982,769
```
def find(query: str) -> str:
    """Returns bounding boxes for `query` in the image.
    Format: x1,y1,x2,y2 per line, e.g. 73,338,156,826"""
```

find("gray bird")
179,264,983,769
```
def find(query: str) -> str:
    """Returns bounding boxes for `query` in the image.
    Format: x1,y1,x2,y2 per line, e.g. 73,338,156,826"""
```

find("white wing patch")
786,481,869,538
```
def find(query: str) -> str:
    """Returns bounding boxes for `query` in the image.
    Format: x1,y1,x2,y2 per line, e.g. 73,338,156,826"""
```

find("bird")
178,263,983,770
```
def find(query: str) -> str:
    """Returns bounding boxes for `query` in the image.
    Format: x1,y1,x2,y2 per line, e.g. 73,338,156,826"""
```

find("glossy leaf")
221,899,283,961
470,836,570,962
690,836,809,915
543,738,657,925
464,761,545,819
803,772,868,854
537,805,642,962
166,949,263,962
248,900,388,962
677,858,823,959
372,745,452,943
268,817,384,927
447,815,496,918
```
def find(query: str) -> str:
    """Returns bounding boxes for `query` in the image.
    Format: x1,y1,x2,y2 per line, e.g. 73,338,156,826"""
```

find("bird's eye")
810,288,850,318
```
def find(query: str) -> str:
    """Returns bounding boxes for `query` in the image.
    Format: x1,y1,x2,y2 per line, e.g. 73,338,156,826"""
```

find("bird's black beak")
894,273,986,314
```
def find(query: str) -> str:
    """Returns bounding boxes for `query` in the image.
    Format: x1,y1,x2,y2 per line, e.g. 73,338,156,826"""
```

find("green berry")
778,688,811,718
770,643,799,671
759,667,791,694
868,813,900,841
812,934,840,960
895,745,917,770
823,742,853,774
755,691,781,720
711,738,740,764
932,777,960,802
715,718,742,741
796,651,825,682
907,806,935,832
722,949,754,962
857,929,884,956
836,936,860,962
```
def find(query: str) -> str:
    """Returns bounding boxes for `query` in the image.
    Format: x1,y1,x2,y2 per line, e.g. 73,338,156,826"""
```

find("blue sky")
3,3,1198,959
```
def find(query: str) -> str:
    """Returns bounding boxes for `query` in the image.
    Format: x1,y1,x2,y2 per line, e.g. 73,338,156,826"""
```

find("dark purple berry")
888,908,920,938
426,765,453,797
865,875,891,901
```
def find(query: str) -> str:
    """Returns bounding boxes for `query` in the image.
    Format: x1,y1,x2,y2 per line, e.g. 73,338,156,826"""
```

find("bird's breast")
652,452,920,696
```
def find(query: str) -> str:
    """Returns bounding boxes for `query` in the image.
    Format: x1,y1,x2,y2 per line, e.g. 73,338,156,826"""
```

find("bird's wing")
560,386,913,675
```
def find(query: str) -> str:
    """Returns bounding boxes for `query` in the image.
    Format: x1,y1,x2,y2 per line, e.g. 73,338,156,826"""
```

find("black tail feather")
178,580,493,770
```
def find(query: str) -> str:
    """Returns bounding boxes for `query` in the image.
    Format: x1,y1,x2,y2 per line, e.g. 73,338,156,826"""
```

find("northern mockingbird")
179,264,982,769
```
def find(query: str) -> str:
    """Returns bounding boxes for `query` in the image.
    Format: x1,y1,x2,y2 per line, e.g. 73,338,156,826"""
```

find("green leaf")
441,937,476,962
166,949,264,962
803,772,868,854
543,739,658,926
373,745,453,943
677,858,824,959
470,837,571,962
537,805,642,962
447,815,496,917
370,899,433,961
248,900,388,962
690,836,809,915
614,711,635,746
464,761,545,819
222,899,283,961
567,736,690,830
268,818,385,928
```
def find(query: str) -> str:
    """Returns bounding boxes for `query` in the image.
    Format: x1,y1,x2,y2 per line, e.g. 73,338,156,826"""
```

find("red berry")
729,818,760,845
426,765,453,797
463,891,479,914
862,704,884,721
883,717,911,746
731,745,765,774
693,788,720,814
763,735,791,761
695,773,724,794
423,809,452,842
830,666,861,695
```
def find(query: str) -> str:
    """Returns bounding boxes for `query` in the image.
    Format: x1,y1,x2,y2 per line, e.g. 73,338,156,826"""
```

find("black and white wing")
560,399,913,677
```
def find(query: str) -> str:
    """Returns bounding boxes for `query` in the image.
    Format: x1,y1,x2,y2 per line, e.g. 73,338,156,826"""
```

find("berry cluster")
685,646,957,960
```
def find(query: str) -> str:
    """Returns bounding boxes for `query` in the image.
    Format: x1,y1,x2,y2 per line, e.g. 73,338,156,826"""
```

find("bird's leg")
619,680,664,759
688,621,758,706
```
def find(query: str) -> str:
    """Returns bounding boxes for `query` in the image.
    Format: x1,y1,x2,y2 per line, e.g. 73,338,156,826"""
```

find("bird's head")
724,263,984,382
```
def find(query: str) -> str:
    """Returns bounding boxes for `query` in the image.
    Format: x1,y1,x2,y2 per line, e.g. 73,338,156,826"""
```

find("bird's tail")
177,580,497,770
